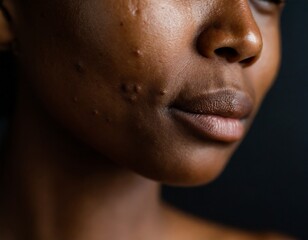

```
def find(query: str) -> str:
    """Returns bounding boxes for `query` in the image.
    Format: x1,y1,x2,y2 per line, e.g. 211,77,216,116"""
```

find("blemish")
159,90,167,96
92,109,100,116
132,49,143,58
74,61,85,74
128,1,141,17
132,9,140,16
134,85,142,94
120,82,141,103
121,83,130,93
120,21,124,27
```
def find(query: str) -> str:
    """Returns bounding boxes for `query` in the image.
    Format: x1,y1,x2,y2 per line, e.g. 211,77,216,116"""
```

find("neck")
1,85,166,240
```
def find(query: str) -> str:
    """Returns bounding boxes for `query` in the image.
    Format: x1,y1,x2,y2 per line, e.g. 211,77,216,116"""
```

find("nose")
196,1,263,67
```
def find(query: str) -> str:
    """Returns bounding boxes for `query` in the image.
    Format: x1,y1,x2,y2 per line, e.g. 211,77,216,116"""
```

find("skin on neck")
1,82,166,240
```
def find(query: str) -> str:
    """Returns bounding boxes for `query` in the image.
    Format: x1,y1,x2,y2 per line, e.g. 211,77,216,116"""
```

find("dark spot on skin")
74,62,85,74
120,21,124,27
121,83,129,93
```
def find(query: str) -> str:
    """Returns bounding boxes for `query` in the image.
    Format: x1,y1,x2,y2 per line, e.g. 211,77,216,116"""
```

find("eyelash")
260,0,286,5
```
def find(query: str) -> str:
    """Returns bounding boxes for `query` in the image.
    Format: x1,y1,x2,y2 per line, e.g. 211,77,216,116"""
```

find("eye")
251,0,286,14
260,0,285,5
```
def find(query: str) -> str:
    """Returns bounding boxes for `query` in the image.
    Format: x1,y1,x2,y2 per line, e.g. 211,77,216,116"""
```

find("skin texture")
0,0,295,240
8,0,281,185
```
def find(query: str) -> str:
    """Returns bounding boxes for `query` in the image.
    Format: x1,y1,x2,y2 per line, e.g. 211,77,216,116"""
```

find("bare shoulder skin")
0,0,295,239
162,204,296,240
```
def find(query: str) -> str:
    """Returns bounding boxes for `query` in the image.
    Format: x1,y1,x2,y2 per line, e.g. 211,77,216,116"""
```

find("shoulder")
161,204,297,240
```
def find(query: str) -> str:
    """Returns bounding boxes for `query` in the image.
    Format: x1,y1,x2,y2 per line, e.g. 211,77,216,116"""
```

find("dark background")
163,2,308,239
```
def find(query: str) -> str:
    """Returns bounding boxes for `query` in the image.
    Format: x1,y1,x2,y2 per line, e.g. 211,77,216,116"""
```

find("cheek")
15,0,198,162
68,0,199,109
83,0,195,76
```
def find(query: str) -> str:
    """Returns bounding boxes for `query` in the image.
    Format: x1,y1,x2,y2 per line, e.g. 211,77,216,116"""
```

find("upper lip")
171,89,254,119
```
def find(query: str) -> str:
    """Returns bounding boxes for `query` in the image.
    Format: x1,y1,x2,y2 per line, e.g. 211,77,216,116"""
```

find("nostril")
214,47,239,62
214,47,258,66
239,56,256,66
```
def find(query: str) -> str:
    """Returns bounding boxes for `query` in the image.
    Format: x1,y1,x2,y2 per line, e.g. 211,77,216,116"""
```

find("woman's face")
12,0,282,185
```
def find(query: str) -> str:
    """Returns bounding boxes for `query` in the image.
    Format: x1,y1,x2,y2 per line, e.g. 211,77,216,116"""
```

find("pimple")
92,109,100,116
132,49,143,58
120,82,142,103
121,83,142,94
132,9,140,16
159,90,167,96
128,1,142,17
134,85,142,94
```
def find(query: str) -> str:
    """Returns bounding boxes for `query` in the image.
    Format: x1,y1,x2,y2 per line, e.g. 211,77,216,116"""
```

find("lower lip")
171,109,245,143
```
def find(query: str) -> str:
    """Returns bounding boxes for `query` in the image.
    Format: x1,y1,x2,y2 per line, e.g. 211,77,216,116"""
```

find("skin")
0,0,295,239
5,0,282,185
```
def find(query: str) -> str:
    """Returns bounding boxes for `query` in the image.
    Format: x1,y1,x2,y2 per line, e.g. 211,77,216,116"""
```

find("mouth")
170,89,254,143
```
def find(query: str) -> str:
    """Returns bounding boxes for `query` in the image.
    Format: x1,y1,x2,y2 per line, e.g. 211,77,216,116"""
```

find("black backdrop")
163,2,308,239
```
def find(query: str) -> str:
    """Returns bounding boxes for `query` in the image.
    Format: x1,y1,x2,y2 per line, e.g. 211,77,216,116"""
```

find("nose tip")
196,7,263,67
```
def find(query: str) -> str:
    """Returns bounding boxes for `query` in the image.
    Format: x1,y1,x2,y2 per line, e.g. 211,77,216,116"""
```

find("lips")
170,89,254,143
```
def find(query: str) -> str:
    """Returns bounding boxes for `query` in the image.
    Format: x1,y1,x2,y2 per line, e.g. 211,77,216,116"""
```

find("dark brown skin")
0,0,296,239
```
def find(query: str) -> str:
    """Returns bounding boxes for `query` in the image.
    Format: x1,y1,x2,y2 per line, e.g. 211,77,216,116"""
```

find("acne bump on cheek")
128,0,142,17
159,90,167,96
92,109,100,116
120,82,143,103
72,97,111,123
132,49,143,58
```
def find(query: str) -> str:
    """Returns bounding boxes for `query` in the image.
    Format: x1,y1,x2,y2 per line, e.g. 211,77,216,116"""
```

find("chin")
124,143,238,186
